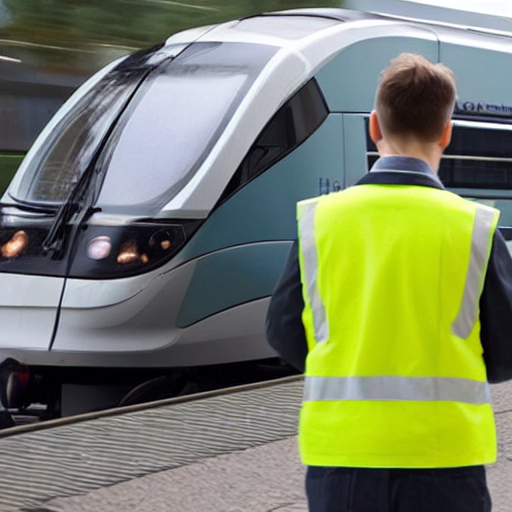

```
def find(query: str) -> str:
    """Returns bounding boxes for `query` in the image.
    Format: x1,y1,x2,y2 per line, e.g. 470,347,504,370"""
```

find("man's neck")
376,139,443,174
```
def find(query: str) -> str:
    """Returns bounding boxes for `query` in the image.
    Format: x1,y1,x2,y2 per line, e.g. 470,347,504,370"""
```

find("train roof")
343,0,512,35
165,3,512,50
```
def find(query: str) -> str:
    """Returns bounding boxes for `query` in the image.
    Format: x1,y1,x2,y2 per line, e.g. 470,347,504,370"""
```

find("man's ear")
440,121,452,150
369,110,382,144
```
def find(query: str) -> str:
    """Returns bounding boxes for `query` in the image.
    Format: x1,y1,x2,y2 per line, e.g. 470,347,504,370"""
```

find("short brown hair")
375,53,456,142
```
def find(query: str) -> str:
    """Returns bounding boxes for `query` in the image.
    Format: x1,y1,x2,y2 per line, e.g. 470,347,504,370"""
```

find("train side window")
365,121,512,233
439,124,512,189
218,78,329,203
365,121,512,191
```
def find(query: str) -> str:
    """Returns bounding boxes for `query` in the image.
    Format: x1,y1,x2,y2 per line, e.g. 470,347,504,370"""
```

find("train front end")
0,11,342,416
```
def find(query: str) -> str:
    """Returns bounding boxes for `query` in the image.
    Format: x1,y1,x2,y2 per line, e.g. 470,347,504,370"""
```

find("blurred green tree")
0,0,343,72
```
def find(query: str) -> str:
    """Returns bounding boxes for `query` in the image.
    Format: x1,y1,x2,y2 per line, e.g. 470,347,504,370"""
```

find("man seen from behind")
266,53,512,512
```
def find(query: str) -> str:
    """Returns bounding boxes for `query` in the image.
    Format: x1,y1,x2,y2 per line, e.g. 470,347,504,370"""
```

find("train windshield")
95,42,278,214
12,61,152,204
10,44,181,206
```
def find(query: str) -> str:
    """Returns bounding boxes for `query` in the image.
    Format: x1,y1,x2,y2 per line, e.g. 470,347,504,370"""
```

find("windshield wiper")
42,164,101,257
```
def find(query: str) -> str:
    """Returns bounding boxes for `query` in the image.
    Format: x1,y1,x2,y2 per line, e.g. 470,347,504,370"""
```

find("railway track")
4,359,299,434
0,375,303,512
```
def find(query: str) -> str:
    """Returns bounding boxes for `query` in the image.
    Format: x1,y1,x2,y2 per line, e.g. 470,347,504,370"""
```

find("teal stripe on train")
176,242,292,327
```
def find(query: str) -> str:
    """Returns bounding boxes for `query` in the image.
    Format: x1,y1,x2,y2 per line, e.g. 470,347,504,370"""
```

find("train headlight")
0,222,67,276
1,230,29,259
70,221,200,278
86,236,112,260
116,240,141,265
114,230,174,265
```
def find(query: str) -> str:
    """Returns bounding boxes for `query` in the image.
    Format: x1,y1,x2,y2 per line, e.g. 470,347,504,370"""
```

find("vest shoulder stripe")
303,375,491,405
452,205,499,339
297,199,329,343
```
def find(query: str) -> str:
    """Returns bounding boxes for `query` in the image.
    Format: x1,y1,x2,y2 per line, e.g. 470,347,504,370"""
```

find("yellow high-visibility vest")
297,183,499,468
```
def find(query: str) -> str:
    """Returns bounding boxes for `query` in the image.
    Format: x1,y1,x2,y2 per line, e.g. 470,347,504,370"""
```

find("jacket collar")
356,156,445,190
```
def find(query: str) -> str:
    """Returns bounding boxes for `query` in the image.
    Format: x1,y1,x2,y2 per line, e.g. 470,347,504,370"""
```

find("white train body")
1,3,512,414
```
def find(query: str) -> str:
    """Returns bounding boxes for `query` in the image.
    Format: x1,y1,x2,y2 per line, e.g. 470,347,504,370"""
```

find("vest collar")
357,156,445,190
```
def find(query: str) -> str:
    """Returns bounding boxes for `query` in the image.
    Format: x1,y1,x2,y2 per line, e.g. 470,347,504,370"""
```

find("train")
1,0,512,419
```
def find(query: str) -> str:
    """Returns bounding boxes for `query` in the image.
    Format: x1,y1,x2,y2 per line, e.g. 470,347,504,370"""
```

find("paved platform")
34,437,307,512
1,377,512,512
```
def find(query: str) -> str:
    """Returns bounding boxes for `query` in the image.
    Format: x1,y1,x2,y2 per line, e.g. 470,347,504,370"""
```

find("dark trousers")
306,465,492,512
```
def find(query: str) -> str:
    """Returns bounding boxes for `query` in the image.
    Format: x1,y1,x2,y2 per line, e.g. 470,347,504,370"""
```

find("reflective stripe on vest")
303,375,491,405
452,205,498,339
298,199,328,343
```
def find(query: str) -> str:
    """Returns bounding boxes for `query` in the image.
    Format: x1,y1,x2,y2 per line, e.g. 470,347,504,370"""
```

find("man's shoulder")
452,194,500,217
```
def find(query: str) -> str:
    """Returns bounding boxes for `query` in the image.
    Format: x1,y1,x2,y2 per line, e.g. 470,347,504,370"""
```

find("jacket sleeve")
480,229,512,383
265,241,308,372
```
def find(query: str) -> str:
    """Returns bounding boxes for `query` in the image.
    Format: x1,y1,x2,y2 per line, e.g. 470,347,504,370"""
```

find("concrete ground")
30,380,512,512
36,437,307,512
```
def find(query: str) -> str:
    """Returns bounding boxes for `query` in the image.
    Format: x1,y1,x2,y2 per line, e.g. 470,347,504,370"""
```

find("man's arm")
480,230,512,383
265,241,308,372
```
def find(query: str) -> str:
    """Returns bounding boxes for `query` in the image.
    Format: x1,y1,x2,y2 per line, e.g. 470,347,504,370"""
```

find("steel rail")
0,374,303,439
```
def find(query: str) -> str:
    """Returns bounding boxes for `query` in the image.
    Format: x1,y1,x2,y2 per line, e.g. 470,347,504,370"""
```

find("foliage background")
0,0,343,72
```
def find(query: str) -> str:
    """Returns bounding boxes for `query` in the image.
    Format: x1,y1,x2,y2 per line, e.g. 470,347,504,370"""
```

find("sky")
406,0,512,17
